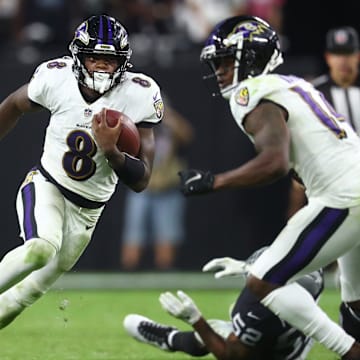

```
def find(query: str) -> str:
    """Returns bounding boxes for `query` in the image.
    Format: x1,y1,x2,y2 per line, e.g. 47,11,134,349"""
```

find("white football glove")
159,290,201,325
202,257,249,278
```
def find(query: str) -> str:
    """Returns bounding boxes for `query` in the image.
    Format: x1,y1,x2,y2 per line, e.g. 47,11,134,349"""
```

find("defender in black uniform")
124,248,324,360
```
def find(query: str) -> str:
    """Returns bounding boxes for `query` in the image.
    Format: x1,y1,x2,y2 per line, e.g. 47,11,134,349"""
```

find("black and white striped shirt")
312,74,360,133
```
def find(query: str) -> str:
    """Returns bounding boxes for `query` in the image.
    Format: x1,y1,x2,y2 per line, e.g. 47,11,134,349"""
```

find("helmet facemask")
201,45,240,99
71,46,132,94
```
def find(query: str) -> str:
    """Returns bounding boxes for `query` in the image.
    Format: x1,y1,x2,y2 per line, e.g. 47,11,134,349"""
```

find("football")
105,109,141,156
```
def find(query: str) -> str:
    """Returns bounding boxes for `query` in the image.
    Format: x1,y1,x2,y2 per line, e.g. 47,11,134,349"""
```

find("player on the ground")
0,14,163,328
178,15,360,359
124,248,324,360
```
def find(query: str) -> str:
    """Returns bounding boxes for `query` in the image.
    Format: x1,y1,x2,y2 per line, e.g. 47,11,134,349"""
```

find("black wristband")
116,154,145,185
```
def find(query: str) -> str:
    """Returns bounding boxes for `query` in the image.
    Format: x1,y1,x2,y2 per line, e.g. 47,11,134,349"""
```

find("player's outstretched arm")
0,84,42,141
194,320,254,360
214,102,290,190
159,290,253,359
178,102,289,196
202,257,248,278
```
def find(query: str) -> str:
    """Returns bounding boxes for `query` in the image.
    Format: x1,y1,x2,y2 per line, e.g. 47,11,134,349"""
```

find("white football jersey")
230,74,360,208
27,57,163,203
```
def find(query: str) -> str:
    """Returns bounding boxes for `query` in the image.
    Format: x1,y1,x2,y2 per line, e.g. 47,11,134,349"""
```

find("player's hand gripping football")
202,257,249,278
92,108,122,154
159,290,202,325
178,169,214,196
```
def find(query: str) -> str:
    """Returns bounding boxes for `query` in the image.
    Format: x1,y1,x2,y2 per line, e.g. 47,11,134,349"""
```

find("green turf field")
0,287,341,359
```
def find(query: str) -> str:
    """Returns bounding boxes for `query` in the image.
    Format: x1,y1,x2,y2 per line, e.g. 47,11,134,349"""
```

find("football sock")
261,282,355,356
170,331,209,356
340,302,360,341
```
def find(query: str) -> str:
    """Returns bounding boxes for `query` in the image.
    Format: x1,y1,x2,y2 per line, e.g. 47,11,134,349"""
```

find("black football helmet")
200,15,283,98
69,14,132,94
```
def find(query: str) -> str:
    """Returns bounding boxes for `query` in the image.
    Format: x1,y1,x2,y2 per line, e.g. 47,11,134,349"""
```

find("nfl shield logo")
334,30,349,45
84,108,93,117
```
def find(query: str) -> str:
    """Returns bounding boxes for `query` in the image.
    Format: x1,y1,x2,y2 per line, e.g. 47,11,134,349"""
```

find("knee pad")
340,302,360,341
24,238,57,268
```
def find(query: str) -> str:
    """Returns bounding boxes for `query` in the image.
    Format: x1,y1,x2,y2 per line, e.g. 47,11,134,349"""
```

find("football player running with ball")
178,16,360,359
124,248,325,360
0,15,163,328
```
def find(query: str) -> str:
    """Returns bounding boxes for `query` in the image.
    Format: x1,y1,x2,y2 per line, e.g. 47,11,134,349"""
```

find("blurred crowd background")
0,0,359,272
0,0,358,68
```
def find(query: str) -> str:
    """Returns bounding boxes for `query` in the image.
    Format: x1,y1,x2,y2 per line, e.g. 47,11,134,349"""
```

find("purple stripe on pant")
21,183,38,240
264,207,349,285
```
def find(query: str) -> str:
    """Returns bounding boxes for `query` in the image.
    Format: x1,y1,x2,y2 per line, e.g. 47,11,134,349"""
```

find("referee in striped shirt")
313,26,360,132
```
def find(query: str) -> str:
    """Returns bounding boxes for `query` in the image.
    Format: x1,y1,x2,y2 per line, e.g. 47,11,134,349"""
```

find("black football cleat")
123,314,178,351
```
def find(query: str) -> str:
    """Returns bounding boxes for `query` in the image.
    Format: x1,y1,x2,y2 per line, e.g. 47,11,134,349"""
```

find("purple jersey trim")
291,86,346,138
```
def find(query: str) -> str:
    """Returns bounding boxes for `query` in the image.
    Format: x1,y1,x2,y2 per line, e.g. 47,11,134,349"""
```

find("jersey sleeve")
231,282,317,359
27,58,70,112
126,73,164,127
27,62,52,109
139,85,164,127
231,288,283,349
229,75,290,134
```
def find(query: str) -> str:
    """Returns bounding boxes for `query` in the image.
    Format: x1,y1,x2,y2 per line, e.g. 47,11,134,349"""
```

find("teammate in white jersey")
175,16,360,359
0,15,163,328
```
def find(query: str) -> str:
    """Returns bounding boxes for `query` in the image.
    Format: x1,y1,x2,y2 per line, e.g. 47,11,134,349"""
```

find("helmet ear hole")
243,50,256,71
244,50,256,65
244,49,263,77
